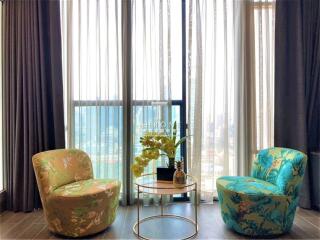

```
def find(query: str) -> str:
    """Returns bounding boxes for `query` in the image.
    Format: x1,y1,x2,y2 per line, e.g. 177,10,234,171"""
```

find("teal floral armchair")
216,147,307,236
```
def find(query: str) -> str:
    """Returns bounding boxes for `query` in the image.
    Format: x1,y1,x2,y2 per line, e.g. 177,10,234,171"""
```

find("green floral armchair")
216,147,307,236
32,149,120,237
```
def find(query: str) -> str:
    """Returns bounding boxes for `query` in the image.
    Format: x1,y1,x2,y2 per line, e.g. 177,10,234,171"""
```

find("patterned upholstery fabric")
33,149,120,237
217,147,307,236
217,176,283,195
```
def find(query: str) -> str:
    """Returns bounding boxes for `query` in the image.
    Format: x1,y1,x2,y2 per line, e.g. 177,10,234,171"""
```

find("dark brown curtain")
275,0,320,209
2,0,65,212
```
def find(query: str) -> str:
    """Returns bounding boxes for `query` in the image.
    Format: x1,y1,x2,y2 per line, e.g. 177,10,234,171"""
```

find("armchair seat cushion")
46,179,120,237
217,176,283,196
52,179,120,198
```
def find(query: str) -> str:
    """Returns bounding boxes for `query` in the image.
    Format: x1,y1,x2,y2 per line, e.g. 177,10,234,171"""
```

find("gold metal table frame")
133,173,198,240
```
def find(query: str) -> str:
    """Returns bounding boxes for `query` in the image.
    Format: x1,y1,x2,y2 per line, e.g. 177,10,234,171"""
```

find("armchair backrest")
32,149,93,200
251,147,307,197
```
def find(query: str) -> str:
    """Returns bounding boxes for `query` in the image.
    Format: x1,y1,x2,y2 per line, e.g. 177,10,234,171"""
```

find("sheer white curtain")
132,0,172,170
60,0,275,203
60,1,124,199
61,0,182,204
253,1,275,150
131,0,183,205
187,0,275,200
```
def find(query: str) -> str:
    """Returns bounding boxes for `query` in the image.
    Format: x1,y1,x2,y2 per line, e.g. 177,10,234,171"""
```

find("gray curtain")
2,0,65,212
275,0,320,209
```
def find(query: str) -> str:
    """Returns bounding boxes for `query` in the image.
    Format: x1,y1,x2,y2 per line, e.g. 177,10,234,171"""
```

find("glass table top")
135,173,196,195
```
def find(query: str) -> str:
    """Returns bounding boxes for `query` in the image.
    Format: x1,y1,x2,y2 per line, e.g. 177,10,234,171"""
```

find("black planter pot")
157,167,176,182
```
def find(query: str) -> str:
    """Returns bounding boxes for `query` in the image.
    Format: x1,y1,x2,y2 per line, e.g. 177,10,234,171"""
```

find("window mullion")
121,0,132,205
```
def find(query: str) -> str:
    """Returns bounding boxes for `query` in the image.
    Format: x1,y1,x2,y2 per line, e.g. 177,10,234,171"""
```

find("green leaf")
172,121,177,143
174,135,191,148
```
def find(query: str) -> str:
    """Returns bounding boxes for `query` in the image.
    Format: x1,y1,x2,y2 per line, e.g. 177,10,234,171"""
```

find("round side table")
133,173,198,240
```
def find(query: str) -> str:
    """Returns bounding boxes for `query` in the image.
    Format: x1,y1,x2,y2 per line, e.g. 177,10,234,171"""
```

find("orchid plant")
131,121,188,177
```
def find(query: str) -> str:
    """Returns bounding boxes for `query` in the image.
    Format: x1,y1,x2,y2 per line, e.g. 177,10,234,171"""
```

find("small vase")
173,161,186,188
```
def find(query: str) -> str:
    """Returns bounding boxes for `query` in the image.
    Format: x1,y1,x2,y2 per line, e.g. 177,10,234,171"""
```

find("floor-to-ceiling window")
131,0,186,202
61,0,124,198
61,0,275,203
131,0,185,172
61,0,186,203
186,0,275,199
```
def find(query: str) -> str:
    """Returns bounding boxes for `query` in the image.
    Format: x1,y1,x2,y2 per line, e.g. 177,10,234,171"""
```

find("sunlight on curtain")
60,0,275,204
61,0,183,204
60,1,124,198
131,0,182,204
187,0,275,200
187,0,237,200
132,0,182,169
254,1,275,150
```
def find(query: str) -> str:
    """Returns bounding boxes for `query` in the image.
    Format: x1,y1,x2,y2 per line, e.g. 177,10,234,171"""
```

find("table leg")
160,194,164,216
195,183,198,232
